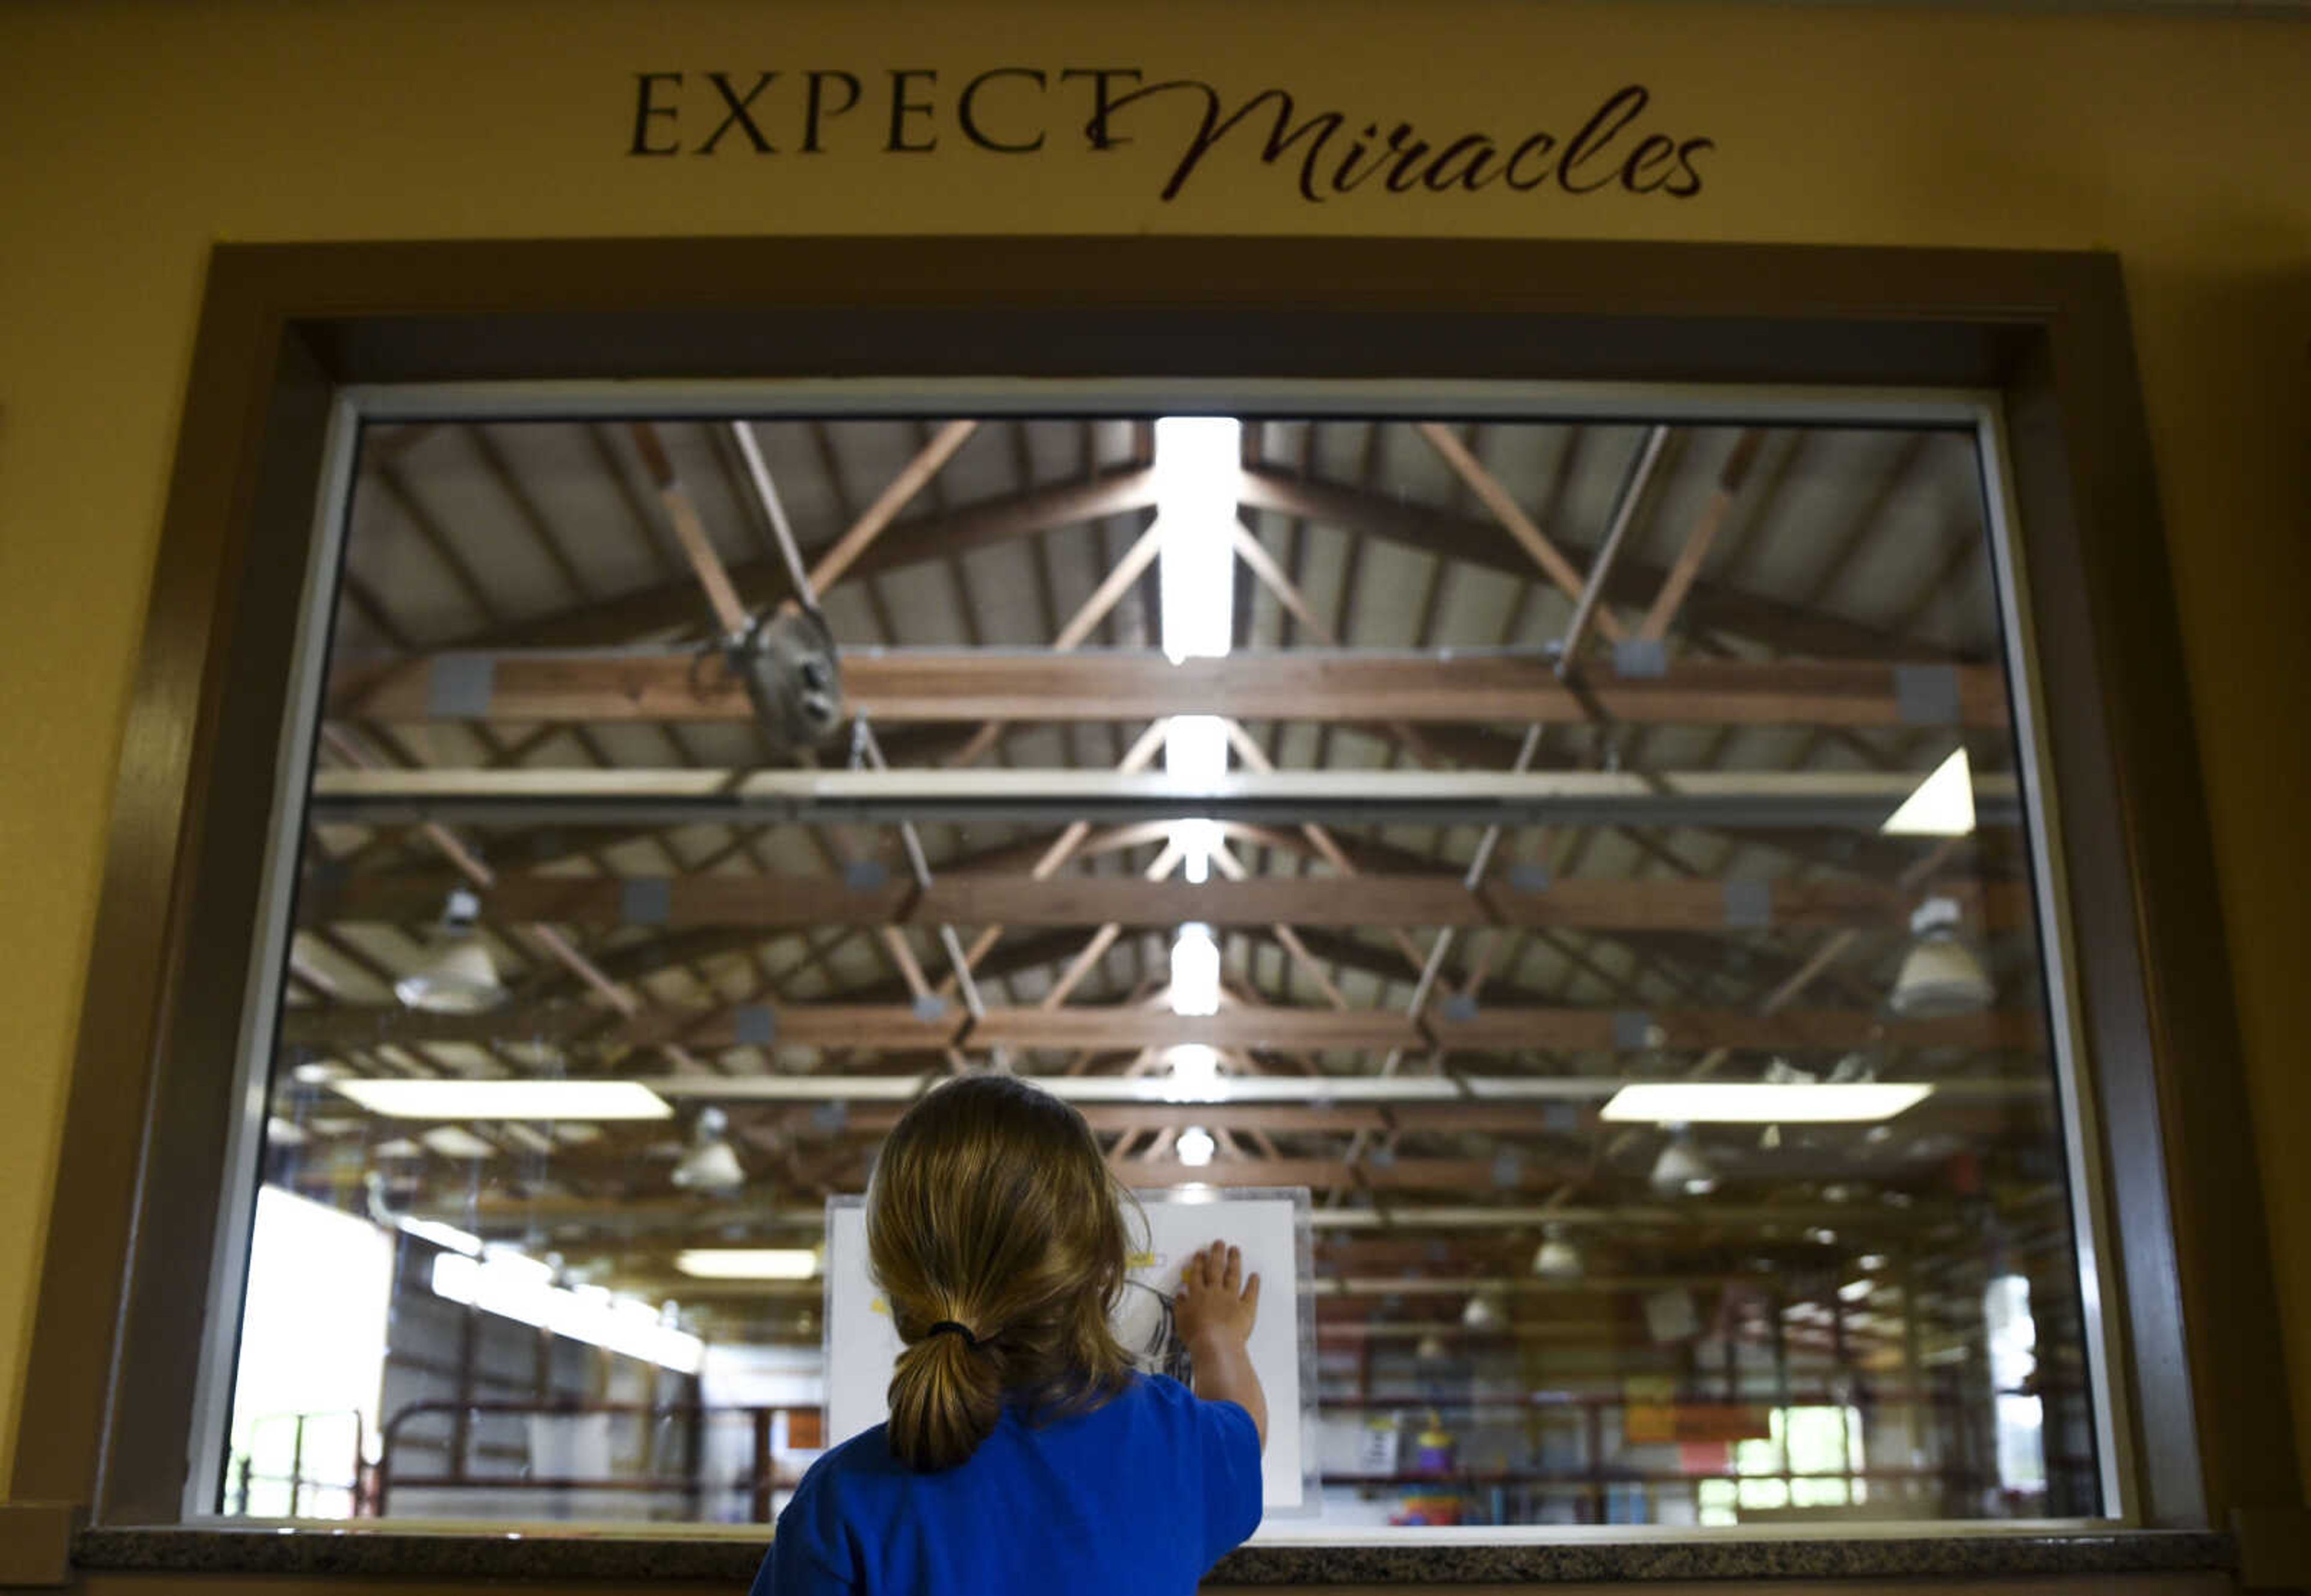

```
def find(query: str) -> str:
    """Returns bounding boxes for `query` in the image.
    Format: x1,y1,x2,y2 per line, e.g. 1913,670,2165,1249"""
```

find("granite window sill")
70,1526,2235,1585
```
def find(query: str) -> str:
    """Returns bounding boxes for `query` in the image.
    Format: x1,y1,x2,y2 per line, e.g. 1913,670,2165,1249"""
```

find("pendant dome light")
1531,1225,1583,1280
1650,1127,1719,1198
1890,896,1995,1018
672,1106,747,1194
394,888,504,1014
1461,1288,1509,1332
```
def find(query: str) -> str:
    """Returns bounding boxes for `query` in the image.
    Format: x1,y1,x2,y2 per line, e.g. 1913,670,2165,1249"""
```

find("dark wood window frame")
8,237,2294,1537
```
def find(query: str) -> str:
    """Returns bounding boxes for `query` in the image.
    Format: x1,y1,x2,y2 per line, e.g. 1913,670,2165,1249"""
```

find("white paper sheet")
825,1189,1311,1511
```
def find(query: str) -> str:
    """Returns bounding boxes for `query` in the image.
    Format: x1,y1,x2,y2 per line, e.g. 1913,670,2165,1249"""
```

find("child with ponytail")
753,1074,1267,1595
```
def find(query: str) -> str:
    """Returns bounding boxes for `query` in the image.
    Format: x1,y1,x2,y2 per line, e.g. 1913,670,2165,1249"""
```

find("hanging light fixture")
1460,1288,1509,1332
1531,1226,1583,1280
1890,896,1995,1018
1176,1126,1216,1168
394,887,504,1013
1650,1127,1719,1198
671,1107,746,1194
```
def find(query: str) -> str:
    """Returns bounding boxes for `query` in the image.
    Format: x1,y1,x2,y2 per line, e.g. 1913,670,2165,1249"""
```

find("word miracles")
627,69,1714,202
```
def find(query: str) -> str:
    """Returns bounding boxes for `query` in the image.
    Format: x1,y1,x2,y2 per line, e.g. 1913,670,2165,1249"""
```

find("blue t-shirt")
753,1373,1262,1595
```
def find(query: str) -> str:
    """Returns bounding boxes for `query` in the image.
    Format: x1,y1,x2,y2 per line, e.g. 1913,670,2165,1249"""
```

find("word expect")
627,69,1714,202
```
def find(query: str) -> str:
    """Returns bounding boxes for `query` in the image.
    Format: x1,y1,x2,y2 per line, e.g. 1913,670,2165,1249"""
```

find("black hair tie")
927,1320,982,1350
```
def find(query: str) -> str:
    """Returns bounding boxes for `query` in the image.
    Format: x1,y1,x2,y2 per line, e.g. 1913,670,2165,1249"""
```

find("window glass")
221,407,2100,1528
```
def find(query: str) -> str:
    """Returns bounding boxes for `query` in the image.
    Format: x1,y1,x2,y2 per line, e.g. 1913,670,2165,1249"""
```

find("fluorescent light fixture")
1154,417,1241,664
397,1215,484,1257
1175,1125,1217,1167
333,1078,675,1121
675,1248,820,1281
1881,747,1975,837
1169,923,1221,1016
1604,1082,1933,1124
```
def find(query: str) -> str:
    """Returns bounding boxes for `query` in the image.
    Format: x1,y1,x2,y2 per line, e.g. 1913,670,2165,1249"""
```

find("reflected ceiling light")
1605,1082,1933,1125
1881,747,1976,837
672,1106,747,1193
1531,1227,1583,1281
1169,923,1221,1017
1648,1128,1719,1197
1891,896,1996,1017
1415,1332,1449,1362
333,1078,674,1121
1176,1126,1217,1168
394,888,504,1013
675,1248,819,1280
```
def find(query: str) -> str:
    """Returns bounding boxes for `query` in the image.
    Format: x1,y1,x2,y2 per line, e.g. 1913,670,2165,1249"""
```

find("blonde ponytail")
885,1322,1004,1472
867,1075,1134,1471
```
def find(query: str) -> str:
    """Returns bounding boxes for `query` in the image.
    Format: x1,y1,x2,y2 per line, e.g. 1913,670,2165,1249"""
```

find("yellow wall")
1,0,2305,1505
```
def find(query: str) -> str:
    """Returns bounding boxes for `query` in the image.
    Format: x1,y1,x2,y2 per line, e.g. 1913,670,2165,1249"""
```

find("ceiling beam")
407,1191,1958,1234
1106,1156,1589,1192
1236,466,1946,662
280,997,2034,1054
309,764,2024,832
302,864,2028,934
482,468,1160,649
333,649,2010,730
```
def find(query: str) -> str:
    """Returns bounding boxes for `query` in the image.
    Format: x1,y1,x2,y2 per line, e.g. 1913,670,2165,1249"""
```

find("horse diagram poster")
824,1187,1316,1514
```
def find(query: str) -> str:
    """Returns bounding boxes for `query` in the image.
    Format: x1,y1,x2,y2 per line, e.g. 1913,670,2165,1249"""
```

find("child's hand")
1174,1240,1261,1350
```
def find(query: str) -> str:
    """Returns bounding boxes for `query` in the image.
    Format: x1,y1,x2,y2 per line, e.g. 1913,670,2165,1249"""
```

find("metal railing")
376,1398,812,1522
228,1408,366,1518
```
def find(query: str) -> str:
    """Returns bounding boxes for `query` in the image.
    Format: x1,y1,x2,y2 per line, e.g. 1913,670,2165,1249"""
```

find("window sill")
67,1524,2235,1585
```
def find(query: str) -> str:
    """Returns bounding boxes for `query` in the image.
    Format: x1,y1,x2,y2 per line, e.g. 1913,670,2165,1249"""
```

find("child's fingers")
1222,1245,1242,1292
1242,1271,1262,1317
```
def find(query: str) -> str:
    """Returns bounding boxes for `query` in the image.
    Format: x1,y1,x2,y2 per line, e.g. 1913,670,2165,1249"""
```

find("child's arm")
1173,1240,1269,1452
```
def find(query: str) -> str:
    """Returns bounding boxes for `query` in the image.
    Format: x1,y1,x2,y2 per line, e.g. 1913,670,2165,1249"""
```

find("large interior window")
215,397,2107,1530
